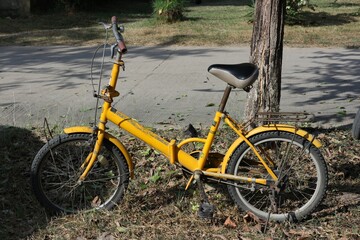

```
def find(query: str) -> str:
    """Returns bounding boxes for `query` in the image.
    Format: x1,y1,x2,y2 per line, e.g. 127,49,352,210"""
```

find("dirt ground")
0,126,359,239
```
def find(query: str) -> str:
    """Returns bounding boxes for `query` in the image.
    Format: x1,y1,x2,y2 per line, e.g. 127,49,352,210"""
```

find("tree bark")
244,0,286,124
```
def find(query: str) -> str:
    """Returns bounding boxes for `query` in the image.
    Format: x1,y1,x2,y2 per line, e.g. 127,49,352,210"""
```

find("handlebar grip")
111,16,127,54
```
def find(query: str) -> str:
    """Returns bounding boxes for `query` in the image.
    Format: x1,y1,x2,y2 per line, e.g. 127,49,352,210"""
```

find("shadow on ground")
283,49,360,126
0,126,48,239
288,10,359,27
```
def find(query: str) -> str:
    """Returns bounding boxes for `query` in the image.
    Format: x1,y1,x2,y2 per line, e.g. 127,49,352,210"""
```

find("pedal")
198,202,215,219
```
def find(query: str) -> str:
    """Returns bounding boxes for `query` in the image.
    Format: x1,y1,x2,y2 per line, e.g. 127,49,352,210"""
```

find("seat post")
218,85,232,113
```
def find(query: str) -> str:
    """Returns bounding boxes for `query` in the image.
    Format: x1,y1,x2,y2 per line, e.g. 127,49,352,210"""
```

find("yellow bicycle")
31,16,328,222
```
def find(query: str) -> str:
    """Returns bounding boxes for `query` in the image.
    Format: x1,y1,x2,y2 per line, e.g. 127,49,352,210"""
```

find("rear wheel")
31,134,130,214
226,131,327,222
352,108,360,140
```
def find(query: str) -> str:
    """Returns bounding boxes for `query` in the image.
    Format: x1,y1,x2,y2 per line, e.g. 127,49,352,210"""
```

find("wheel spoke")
32,134,129,213
227,131,327,222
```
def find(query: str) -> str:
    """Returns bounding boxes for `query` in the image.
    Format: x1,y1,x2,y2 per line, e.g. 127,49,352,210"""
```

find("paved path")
0,46,359,129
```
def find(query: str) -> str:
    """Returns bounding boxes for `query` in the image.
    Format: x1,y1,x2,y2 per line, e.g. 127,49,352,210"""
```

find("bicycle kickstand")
194,171,215,219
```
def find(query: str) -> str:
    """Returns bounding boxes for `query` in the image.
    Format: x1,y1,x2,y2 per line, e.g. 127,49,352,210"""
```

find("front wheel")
31,134,130,214
226,131,327,222
352,108,360,140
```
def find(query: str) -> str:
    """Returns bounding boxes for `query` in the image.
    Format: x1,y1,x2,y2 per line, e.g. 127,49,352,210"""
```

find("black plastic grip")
111,16,127,54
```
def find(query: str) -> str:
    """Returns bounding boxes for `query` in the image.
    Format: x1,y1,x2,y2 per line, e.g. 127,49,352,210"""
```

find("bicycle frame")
65,50,322,188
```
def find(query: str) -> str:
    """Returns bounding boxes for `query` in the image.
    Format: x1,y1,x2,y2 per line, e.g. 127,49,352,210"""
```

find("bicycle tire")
352,108,360,140
31,133,130,214
226,131,327,222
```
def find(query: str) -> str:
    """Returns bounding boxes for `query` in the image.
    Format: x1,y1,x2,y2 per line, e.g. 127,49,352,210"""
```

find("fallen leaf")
116,226,128,233
243,211,262,224
224,216,237,229
287,229,312,239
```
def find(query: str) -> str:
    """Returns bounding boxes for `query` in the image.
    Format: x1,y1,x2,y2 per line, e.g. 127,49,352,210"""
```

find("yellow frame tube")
225,118,278,181
106,108,200,171
196,111,223,169
221,119,322,175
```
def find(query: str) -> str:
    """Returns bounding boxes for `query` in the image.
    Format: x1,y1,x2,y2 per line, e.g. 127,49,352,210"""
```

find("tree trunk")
244,0,286,125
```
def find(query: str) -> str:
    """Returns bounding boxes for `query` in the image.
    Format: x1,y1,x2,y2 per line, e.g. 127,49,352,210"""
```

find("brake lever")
99,22,111,30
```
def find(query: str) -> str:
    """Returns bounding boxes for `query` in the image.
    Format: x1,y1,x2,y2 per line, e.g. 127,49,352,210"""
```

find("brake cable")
90,23,111,125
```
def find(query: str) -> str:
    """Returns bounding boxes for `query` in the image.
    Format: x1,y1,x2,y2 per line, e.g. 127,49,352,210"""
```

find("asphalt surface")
1,46,359,130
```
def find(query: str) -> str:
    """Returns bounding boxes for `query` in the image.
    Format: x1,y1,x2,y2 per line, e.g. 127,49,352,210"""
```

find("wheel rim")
233,137,322,220
38,138,122,213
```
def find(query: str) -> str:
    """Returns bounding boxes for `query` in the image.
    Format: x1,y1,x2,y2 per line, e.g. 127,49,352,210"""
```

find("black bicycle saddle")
208,63,259,91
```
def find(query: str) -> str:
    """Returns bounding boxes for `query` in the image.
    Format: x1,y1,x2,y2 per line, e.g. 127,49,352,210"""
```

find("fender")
63,126,134,178
221,124,322,174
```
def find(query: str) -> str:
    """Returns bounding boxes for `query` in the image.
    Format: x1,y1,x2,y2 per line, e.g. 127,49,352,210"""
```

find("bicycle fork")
78,58,123,182
78,97,113,182
78,125,106,182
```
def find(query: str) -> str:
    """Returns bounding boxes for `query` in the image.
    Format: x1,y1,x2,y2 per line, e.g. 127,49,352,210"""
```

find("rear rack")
255,112,314,124
223,111,315,133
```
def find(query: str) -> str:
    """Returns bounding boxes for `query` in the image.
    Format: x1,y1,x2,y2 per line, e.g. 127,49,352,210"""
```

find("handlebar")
111,16,127,54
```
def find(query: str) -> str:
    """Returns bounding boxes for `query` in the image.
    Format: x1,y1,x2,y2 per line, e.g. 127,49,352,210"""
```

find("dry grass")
0,0,359,47
284,1,360,48
1,125,359,239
